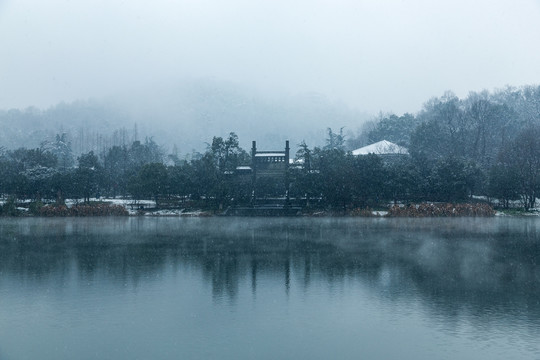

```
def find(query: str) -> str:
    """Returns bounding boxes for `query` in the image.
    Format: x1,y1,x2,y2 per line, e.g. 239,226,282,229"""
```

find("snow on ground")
58,198,201,216
143,209,184,216
92,198,208,216
143,209,209,216
65,198,156,208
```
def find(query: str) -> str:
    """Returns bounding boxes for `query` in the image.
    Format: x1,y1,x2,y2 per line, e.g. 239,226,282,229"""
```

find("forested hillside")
0,100,133,154
350,85,540,163
0,80,368,156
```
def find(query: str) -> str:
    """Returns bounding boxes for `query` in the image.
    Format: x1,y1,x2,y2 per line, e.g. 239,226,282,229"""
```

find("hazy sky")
1,0,540,114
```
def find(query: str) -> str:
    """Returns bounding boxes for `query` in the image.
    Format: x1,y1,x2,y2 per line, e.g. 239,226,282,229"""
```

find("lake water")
0,217,539,360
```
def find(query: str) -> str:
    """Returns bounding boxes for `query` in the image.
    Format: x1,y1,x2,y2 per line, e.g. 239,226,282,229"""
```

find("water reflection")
0,217,539,327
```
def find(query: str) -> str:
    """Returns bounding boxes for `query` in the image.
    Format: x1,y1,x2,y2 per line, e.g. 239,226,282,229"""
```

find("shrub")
387,203,494,217
1,197,19,216
39,203,128,216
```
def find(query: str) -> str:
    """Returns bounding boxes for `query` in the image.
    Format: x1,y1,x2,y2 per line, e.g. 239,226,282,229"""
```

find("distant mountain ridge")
0,79,369,156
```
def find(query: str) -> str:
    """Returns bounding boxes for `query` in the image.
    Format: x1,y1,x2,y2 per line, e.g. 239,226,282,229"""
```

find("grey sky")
1,0,540,114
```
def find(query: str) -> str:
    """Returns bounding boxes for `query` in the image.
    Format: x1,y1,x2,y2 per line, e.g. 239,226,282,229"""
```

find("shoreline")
5,209,536,218
3,199,539,217
1,211,537,218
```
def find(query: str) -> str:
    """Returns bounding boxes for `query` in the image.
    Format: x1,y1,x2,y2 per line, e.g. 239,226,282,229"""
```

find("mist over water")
0,217,538,359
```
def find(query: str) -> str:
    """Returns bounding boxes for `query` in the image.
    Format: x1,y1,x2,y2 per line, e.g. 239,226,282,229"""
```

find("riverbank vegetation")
38,203,129,217
387,203,495,217
1,85,540,216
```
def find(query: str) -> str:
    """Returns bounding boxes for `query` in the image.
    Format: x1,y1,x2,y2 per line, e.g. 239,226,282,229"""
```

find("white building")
352,140,408,156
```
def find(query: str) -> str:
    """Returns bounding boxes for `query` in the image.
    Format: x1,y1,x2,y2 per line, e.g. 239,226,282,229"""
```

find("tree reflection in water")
0,217,539,328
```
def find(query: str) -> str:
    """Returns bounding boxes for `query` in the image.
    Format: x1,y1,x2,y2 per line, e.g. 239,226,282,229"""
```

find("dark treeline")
1,85,540,214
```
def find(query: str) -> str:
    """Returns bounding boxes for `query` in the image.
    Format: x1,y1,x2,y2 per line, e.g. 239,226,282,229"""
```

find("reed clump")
39,203,129,216
387,203,495,217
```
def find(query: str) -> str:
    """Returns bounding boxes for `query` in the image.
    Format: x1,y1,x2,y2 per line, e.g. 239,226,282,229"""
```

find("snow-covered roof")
255,153,285,157
352,140,408,156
